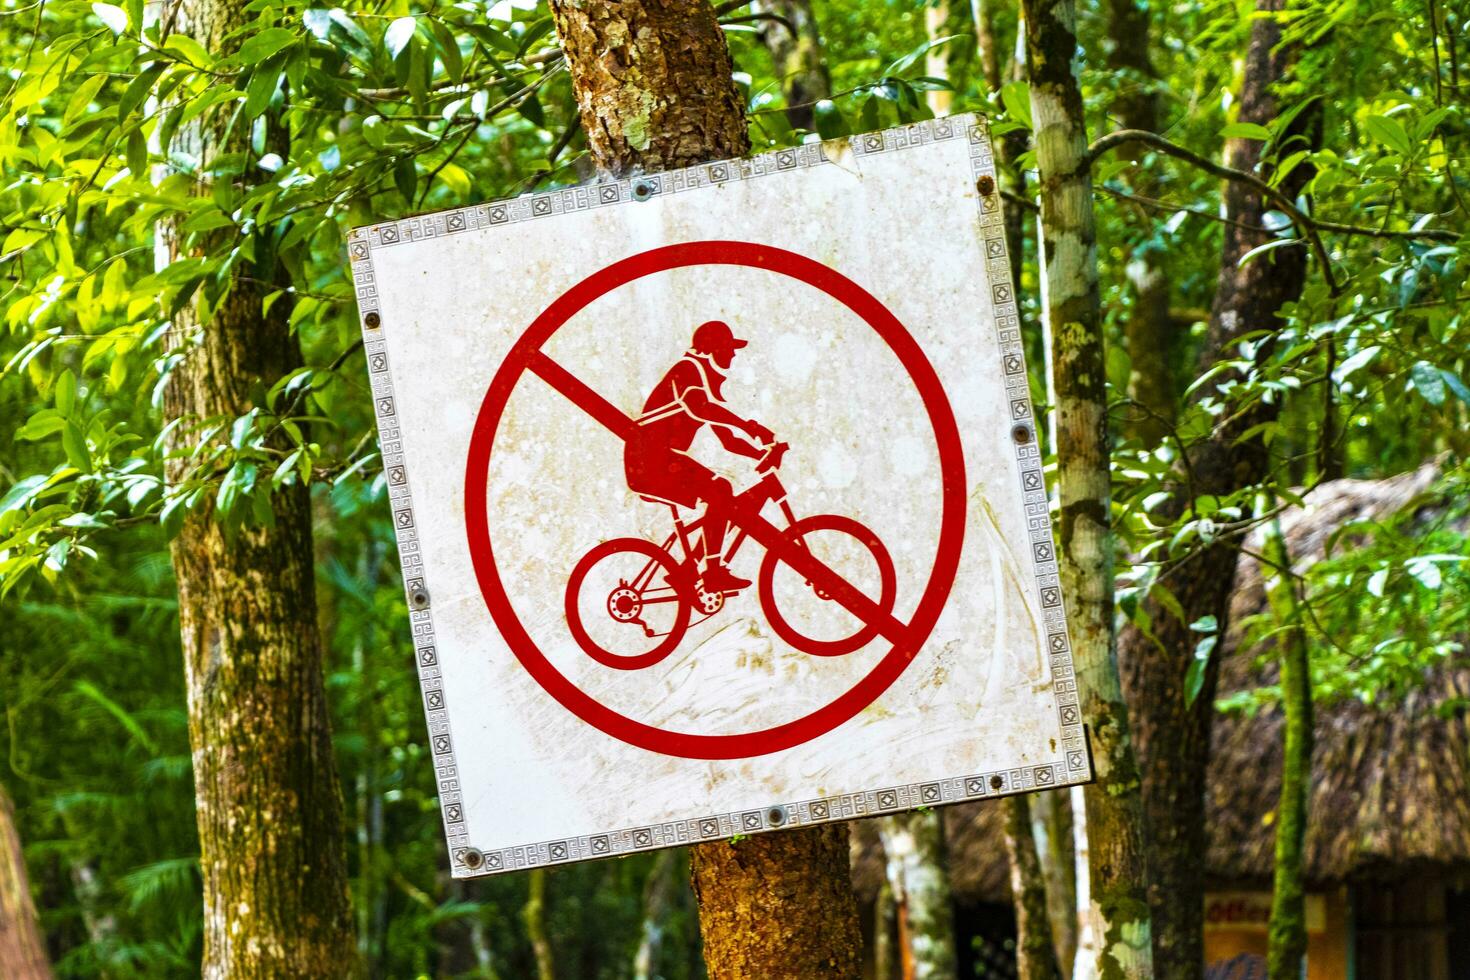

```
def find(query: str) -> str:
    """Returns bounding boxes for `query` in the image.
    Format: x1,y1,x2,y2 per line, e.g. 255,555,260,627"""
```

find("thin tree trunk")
523,870,555,980
1114,4,1315,976
877,813,958,980
754,0,831,132
0,784,50,980
1033,790,1076,978
1021,0,1155,976
1263,515,1313,979
1005,797,1062,980
544,4,863,974
1104,0,1173,446
875,880,896,980
925,3,953,115
158,1,357,975
1069,785,1097,980
633,851,678,980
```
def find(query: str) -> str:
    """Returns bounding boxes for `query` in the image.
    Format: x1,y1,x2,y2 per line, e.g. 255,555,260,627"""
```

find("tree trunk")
158,1,358,976
1115,4,1315,976
633,851,677,980
1034,790,1077,978
877,812,958,979
1005,797,1062,980
1021,0,1155,976
875,880,896,980
523,869,555,980
544,4,863,975
925,3,953,115
754,0,831,132
689,827,862,977
1263,515,1313,979
1104,0,1173,446
549,0,749,179
0,784,50,980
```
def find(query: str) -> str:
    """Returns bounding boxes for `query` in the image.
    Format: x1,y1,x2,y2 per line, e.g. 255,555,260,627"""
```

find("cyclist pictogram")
566,319,897,670
465,240,966,759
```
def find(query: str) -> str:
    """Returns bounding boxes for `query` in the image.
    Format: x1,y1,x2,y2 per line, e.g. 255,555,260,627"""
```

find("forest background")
0,0,1466,976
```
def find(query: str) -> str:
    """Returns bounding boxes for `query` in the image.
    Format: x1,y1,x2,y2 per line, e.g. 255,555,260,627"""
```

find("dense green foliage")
1,0,1466,975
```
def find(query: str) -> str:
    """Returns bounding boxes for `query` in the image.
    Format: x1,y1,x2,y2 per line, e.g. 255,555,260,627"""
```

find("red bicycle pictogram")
465,240,966,759
565,321,897,669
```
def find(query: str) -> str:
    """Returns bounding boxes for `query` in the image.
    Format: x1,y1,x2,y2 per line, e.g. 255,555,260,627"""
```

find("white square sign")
350,114,1090,876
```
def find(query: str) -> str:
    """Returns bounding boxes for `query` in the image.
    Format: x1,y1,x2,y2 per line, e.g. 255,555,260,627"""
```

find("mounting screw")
364,311,381,328
631,179,655,201
410,587,430,609
976,174,996,196
989,775,1004,791
1011,423,1033,445
461,848,484,869
767,806,786,826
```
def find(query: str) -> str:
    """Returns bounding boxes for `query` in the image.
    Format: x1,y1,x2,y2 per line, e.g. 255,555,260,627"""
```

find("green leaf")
1184,634,1217,707
245,60,283,118
385,17,417,59
164,34,213,68
92,2,128,33
1438,368,1470,406
62,422,90,471
1331,345,1380,384
74,680,159,753
126,127,148,179
55,370,77,415
812,100,846,140
1237,236,1301,268
239,27,299,63
1410,361,1446,405
65,75,107,124
1000,81,1032,130
0,475,48,514
1365,114,1413,157
1220,121,1272,141
428,18,464,83
119,63,166,120
394,157,417,203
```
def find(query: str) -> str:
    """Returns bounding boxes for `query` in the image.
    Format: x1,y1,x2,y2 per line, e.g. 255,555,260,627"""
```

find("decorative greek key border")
347,113,1090,878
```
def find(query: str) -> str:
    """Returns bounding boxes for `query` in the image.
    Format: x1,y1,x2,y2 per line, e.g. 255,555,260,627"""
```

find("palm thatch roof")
852,462,1470,903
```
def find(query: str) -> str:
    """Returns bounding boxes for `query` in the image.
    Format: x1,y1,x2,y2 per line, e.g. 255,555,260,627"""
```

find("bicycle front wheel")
757,515,897,657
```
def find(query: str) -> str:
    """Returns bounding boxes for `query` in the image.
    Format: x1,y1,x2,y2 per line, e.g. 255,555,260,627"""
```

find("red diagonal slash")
527,349,911,647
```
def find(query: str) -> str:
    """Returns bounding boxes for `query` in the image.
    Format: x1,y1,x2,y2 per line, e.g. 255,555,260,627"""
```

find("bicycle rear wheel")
757,514,896,657
565,538,692,670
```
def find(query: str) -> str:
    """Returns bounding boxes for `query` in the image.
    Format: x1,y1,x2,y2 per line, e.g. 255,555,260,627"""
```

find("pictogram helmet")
692,320,747,355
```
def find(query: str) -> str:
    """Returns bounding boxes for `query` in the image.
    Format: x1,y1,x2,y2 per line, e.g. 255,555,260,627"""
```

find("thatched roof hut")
852,462,1470,978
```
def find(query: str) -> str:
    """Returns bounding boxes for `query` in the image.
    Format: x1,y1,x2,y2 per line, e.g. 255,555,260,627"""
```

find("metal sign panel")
350,114,1091,876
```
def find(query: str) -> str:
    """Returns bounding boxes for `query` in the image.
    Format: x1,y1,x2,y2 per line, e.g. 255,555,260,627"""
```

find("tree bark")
925,3,953,116
754,0,831,132
522,869,555,980
549,0,750,178
1005,796,1062,980
877,812,958,979
689,826,862,978
1263,515,1313,979
158,1,358,976
0,783,50,980
544,4,863,975
633,850,677,980
1104,0,1173,446
1021,0,1155,976
1034,790,1077,978
1115,4,1315,976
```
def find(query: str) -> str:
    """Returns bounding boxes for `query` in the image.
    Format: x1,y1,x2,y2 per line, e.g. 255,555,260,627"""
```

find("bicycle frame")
630,471,796,607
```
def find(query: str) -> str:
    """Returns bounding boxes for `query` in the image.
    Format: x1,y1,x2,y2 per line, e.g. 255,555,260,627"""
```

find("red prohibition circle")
464,240,966,759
